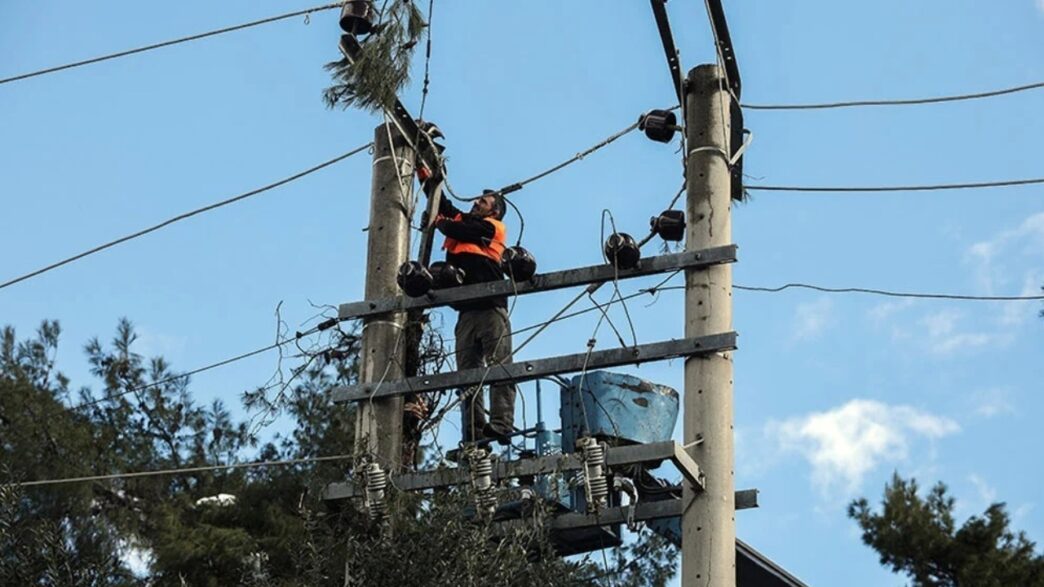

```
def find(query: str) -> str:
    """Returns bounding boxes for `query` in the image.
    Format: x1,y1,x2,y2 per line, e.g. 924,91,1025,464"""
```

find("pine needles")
323,1,427,113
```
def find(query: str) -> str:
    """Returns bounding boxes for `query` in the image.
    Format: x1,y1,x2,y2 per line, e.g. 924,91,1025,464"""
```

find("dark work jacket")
436,199,508,312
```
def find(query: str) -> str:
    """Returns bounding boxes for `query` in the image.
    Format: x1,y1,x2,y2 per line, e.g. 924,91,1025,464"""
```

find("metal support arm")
324,441,712,501
338,245,737,320
330,332,736,403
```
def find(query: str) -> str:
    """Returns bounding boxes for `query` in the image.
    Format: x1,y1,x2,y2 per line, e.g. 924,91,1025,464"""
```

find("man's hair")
482,189,506,220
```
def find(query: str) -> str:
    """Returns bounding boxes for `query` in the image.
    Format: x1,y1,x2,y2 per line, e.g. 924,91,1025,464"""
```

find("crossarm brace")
330,332,736,403
338,245,737,320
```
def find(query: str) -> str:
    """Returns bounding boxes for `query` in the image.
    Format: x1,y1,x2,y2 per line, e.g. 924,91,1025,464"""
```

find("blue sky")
2,1,1043,584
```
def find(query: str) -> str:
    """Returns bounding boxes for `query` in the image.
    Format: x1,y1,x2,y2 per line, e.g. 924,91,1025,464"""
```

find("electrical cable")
732,283,1044,301
444,113,653,202
70,319,338,412
746,177,1044,193
417,0,436,120
8,453,355,489
0,143,372,291
741,80,1044,111
0,3,342,86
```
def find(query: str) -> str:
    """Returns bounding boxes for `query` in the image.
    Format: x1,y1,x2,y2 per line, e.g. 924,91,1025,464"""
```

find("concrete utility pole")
683,64,736,586
354,122,415,471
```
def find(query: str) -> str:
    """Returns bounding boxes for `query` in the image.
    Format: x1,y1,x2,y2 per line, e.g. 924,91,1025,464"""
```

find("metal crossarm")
330,332,737,403
323,441,706,501
337,245,737,320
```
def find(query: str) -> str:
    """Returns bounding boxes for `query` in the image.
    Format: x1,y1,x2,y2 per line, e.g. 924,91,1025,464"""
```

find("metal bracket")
705,0,742,99
338,245,737,320
324,441,708,501
648,0,684,107
330,332,736,403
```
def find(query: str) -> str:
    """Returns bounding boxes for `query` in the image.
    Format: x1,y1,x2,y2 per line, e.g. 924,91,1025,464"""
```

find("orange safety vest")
441,213,507,263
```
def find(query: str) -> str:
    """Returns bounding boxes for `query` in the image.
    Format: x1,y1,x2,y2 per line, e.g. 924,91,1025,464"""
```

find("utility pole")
354,122,415,471
683,63,735,586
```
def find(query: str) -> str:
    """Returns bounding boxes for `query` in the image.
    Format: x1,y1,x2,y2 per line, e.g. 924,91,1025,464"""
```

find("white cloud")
1000,270,1044,327
918,309,1000,356
767,399,959,496
972,387,1015,418
133,326,188,360
967,211,1044,295
969,474,998,505
867,299,915,327
792,297,835,340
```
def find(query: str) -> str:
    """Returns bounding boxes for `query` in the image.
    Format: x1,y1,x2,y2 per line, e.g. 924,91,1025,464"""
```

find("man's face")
470,195,498,218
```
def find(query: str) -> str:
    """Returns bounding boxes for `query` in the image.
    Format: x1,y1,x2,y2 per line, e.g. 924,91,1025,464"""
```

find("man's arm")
435,215,495,244
437,195,464,219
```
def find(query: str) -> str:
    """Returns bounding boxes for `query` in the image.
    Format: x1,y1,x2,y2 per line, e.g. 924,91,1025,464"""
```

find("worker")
430,189,516,445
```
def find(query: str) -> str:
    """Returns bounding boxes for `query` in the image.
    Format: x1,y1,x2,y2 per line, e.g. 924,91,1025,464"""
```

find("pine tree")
849,473,1044,586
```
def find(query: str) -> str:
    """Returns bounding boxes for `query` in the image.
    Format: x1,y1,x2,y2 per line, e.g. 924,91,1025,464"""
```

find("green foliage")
849,473,1044,586
323,1,426,112
2,319,678,585
0,323,137,585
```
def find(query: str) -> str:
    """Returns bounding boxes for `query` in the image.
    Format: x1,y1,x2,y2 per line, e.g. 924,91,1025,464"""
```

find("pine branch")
324,1,426,112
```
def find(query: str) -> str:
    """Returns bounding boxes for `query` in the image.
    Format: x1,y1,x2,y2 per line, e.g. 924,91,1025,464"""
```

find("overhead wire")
741,80,1044,111
69,319,336,412
746,177,1044,193
443,111,658,202
0,3,342,86
7,453,355,489
0,143,373,291
417,0,436,120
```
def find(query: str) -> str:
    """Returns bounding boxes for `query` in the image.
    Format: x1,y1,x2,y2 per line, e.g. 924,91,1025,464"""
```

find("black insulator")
650,210,686,242
603,233,641,270
339,1,377,36
638,109,678,143
397,261,433,297
501,246,538,282
429,261,465,290
417,120,445,141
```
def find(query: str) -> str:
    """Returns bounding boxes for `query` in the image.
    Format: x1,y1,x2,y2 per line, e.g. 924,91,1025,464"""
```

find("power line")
0,144,372,291
746,177,1044,193
69,342,285,412
447,109,662,202
733,283,1044,301
0,3,342,86
652,283,1044,302
741,80,1044,110
68,316,344,412
9,453,354,489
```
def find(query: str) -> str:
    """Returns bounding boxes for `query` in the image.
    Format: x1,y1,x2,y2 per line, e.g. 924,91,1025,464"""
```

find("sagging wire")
443,110,653,203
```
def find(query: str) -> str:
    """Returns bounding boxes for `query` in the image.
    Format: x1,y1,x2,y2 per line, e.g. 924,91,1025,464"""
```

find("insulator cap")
429,261,465,290
650,209,686,242
638,109,678,143
396,261,433,297
501,246,538,282
339,1,377,35
604,233,641,270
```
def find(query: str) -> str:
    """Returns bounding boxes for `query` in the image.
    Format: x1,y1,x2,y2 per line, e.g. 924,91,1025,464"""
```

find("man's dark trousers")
455,307,516,442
